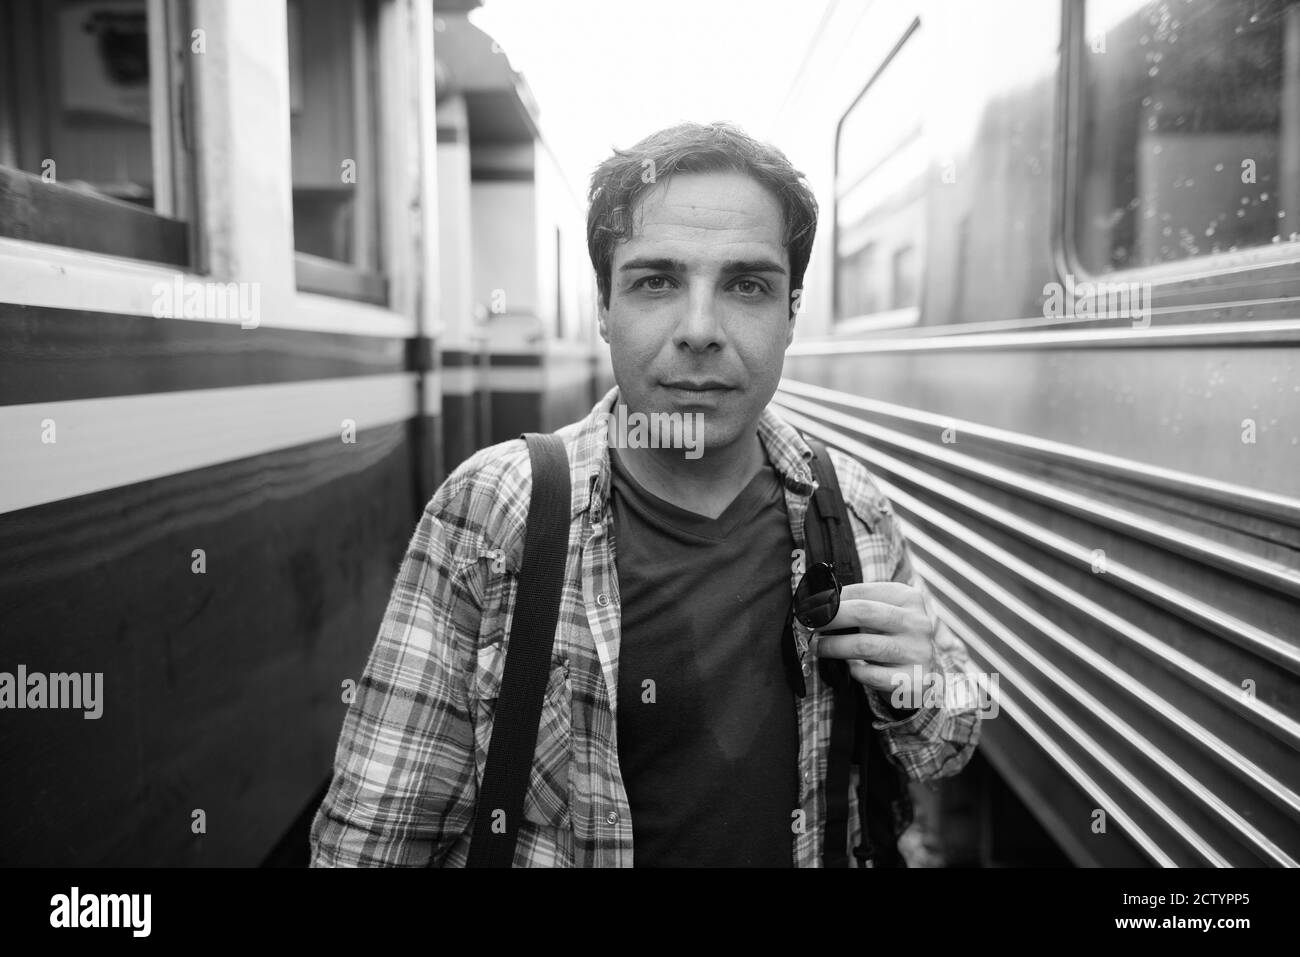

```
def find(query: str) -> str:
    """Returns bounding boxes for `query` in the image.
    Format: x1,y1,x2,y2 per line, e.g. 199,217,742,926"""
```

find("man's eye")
733,279,767,296
633,275,674,291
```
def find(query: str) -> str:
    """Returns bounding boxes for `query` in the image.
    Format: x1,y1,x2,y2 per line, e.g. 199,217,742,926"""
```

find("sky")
468,0,835,196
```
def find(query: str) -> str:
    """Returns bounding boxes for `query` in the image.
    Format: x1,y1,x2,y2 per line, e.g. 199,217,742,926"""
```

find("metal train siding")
771,0,1300,865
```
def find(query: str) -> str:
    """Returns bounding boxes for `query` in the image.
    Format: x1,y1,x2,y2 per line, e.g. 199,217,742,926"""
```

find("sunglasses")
793,561,842,630
784,561,844,698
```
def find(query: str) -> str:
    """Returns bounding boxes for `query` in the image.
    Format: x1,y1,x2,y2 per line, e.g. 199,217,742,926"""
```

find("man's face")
598,170,795,458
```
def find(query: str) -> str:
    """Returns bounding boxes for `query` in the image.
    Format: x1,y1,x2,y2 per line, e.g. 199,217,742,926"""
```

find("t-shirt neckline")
608,445,782,541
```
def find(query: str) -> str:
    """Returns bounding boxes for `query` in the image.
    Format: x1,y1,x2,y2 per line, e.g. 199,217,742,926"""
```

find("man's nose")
673,285,724,352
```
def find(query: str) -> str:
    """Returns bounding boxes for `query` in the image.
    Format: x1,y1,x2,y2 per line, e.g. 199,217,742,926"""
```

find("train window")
287,0,386,304
0,0,191,266
891,244,918,309
833,22,926,324
1074,0,1300,273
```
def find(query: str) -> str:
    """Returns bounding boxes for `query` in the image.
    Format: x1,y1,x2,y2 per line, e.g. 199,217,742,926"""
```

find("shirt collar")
572,386,819,519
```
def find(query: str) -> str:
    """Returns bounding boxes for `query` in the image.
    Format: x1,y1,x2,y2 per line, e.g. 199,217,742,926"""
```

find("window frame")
0,0,195,268
1056,0,1300,309
0,0,428,341
830,17,926,333
288,0,387,306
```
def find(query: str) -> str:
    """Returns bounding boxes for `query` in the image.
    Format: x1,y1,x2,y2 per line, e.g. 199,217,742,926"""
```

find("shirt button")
606,811,619,825
801,663,811,676
596,593,609,607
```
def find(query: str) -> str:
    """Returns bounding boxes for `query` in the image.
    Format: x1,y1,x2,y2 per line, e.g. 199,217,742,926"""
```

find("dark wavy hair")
586,121,818,319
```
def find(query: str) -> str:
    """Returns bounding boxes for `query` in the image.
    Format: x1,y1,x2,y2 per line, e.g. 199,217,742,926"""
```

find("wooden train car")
0,0,599,865
770,0,1300,865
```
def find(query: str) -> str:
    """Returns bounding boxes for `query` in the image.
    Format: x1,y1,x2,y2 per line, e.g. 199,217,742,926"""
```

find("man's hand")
809,582,936,694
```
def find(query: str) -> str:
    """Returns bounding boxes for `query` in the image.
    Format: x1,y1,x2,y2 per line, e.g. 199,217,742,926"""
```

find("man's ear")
597,295,610,343
786,287,802,346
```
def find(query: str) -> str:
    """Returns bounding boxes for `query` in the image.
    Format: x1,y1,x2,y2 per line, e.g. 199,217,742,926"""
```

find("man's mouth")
661,380,733,392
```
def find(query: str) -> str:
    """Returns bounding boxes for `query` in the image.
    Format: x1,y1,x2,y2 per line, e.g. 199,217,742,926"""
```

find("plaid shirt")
310,387,982,867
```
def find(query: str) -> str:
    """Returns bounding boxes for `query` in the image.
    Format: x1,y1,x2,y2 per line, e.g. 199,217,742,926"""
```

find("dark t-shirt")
610,446,799,867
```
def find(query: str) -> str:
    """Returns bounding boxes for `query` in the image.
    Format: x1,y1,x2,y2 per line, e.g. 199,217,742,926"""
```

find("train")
1,0,1295,868
769,0,1299,865
0,0,600,865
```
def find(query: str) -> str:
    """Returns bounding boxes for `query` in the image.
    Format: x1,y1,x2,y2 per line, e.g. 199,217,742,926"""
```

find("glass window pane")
834,26,926,320
1076,0,1300,272
287,0,380,270
2,0,160,209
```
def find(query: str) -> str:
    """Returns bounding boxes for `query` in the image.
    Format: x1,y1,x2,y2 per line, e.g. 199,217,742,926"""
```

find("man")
310,121,981,867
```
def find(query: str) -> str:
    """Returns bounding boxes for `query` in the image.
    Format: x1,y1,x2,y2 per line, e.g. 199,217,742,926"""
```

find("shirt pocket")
469,639,573,831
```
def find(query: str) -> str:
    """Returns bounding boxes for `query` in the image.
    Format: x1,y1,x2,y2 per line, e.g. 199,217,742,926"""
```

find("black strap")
467,433,570,867
804,437,864,868
805,435,909,869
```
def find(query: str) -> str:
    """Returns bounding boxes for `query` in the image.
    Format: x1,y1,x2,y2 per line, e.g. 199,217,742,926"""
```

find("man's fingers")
822,597,908,634
840,581,914,603
846,659,897,693
811,630,899,663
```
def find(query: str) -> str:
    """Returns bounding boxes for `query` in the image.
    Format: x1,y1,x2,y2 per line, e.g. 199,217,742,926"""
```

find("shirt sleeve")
309,476,483,867
862,495,984,782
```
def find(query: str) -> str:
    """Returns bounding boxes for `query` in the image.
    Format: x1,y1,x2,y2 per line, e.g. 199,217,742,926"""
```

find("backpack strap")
803,436,865,868
805,439,863,586
467,432,570,867
804,435,911,869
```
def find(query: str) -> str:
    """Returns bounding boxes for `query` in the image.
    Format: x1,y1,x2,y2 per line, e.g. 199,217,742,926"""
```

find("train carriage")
0,0,597,865
771,0,1300,865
